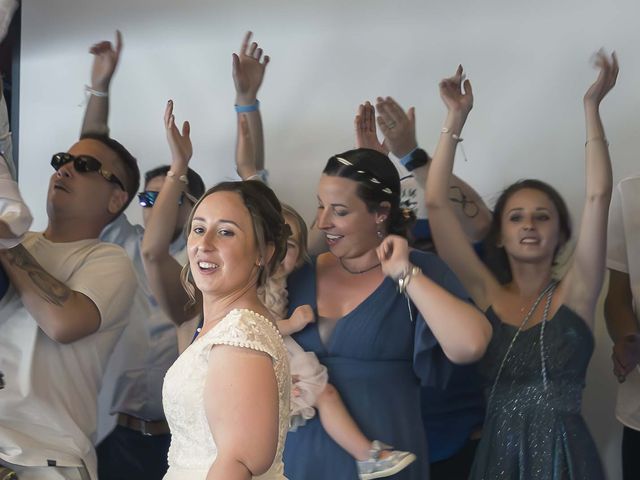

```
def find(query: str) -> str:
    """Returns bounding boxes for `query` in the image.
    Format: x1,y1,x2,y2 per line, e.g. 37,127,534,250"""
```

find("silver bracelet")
397,265,421,294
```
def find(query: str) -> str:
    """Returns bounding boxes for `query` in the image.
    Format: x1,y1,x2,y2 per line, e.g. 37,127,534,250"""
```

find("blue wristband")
399,147,419,167
234,100,260,113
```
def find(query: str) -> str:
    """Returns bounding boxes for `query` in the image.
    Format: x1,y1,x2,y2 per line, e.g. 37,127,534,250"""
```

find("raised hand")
232,31,270,105
584,50,619,107
376,235,411,280
88,30,123,92
375,97,417,158
354,101,388,155
439,65,473,118
164,100,192,167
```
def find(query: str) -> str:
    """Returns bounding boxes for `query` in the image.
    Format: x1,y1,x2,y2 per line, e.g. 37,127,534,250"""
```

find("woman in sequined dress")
425,53,618,479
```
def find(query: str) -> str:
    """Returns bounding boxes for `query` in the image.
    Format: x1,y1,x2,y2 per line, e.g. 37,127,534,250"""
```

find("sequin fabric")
162,309,290,479
469,305,605,479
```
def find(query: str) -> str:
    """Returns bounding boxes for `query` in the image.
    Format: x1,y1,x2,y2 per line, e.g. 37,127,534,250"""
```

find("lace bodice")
162,309,290,479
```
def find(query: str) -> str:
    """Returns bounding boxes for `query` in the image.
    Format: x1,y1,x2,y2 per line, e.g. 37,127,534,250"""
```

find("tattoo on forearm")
4,245,71,306
449,185,479,218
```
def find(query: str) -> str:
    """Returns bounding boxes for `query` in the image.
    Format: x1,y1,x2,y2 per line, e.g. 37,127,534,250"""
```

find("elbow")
424,194,444,211
141,244,164,264
586,190,612,205
242,445,277,477
445,323,492,365
44,324,85,344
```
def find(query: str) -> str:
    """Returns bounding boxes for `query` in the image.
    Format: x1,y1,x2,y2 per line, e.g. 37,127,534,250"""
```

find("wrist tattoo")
449,185,479,218
4,245,71,306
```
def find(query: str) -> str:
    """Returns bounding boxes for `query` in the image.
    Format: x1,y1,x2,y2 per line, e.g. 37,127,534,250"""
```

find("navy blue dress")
283,251,468,480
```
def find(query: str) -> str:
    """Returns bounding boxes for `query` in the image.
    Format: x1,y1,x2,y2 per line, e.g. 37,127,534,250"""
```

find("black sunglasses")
51,152,126,192
137,190,197,208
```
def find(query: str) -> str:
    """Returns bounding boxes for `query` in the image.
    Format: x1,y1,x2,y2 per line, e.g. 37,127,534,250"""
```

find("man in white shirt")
0,131,140,480
605,175,640,480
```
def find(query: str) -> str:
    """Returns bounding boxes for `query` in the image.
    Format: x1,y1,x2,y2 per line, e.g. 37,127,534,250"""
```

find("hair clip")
336,157,353,166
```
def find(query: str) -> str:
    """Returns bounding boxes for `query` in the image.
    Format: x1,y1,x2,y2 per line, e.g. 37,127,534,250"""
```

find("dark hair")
79,133,140,215
322,148,415,237
144,165,206,200
483,179,572,284
181,180,289,304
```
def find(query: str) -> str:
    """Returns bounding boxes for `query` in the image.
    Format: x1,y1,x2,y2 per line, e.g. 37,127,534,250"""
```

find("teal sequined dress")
470,305,605,479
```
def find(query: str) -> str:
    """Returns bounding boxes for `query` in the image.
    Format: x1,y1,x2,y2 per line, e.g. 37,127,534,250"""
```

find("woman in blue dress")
425,53,618,479
283,148,492,479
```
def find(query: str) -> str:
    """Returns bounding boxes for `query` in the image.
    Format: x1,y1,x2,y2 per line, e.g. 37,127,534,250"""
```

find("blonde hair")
259,203,309,318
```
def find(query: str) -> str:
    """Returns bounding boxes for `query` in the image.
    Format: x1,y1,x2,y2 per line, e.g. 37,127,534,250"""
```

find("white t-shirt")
607,175,640,431
0,154,32,249
0,232,137,479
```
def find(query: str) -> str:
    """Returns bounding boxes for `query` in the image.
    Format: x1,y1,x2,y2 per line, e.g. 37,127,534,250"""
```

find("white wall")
19,0,640,477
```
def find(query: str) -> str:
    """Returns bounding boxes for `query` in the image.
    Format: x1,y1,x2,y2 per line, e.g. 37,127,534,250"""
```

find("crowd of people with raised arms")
0,21,635,480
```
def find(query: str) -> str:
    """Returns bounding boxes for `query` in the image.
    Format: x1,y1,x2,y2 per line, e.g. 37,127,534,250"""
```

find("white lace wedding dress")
162,309,290,479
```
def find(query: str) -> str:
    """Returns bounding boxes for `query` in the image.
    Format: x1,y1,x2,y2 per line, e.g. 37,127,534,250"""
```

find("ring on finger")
387,121,397,129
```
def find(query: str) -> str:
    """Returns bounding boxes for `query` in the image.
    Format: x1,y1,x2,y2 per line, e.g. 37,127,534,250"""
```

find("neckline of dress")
488,304,582,334
193,308,281,345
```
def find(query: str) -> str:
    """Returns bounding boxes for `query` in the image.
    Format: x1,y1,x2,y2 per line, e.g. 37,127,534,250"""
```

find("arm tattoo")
3,244,71,306
449,185,479,218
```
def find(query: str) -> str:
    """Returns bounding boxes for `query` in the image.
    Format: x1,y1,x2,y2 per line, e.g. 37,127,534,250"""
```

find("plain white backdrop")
18,1,640,477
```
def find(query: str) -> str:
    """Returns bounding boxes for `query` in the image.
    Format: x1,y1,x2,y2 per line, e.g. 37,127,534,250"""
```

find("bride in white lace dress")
162,179,291,480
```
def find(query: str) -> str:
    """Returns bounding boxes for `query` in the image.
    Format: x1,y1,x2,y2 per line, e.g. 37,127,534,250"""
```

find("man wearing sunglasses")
74,32,205,480
0,109,140,480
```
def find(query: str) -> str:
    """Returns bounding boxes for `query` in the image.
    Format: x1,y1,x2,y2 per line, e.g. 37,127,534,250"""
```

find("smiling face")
499,188,563,266
315,174,384,259
47,139,129,225
187,191,261,299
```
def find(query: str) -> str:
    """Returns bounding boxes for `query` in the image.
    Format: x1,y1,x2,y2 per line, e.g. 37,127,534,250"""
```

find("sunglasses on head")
137,190,198,208
51,152,126,191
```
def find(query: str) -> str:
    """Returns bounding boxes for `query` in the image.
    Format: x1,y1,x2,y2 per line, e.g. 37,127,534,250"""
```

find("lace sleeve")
199,309,283,362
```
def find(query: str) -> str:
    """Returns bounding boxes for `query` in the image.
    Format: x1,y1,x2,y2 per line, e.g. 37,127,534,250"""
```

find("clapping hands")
354,97,418,159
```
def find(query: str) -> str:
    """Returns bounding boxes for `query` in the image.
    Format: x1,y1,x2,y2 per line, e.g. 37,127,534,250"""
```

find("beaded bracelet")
85,85,108,97
167,170,189,184
441,127,463,143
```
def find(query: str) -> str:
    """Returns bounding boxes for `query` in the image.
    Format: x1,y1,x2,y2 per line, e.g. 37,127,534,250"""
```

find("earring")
376,217,386,239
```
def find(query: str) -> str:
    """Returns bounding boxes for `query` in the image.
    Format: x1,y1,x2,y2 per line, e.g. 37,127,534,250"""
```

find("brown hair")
180,180,289,307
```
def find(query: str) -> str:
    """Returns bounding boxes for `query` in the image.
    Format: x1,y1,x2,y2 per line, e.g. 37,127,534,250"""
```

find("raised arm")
141,100,200,325
80,31,122,136
233,31,269,179
376,96,492,242
205,346,279,479
562,51,618,325
424,66,498,309
376,235,491,363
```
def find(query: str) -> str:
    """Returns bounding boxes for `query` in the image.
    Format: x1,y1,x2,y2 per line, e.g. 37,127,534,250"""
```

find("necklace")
338,257,381,275
488,280,558,407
